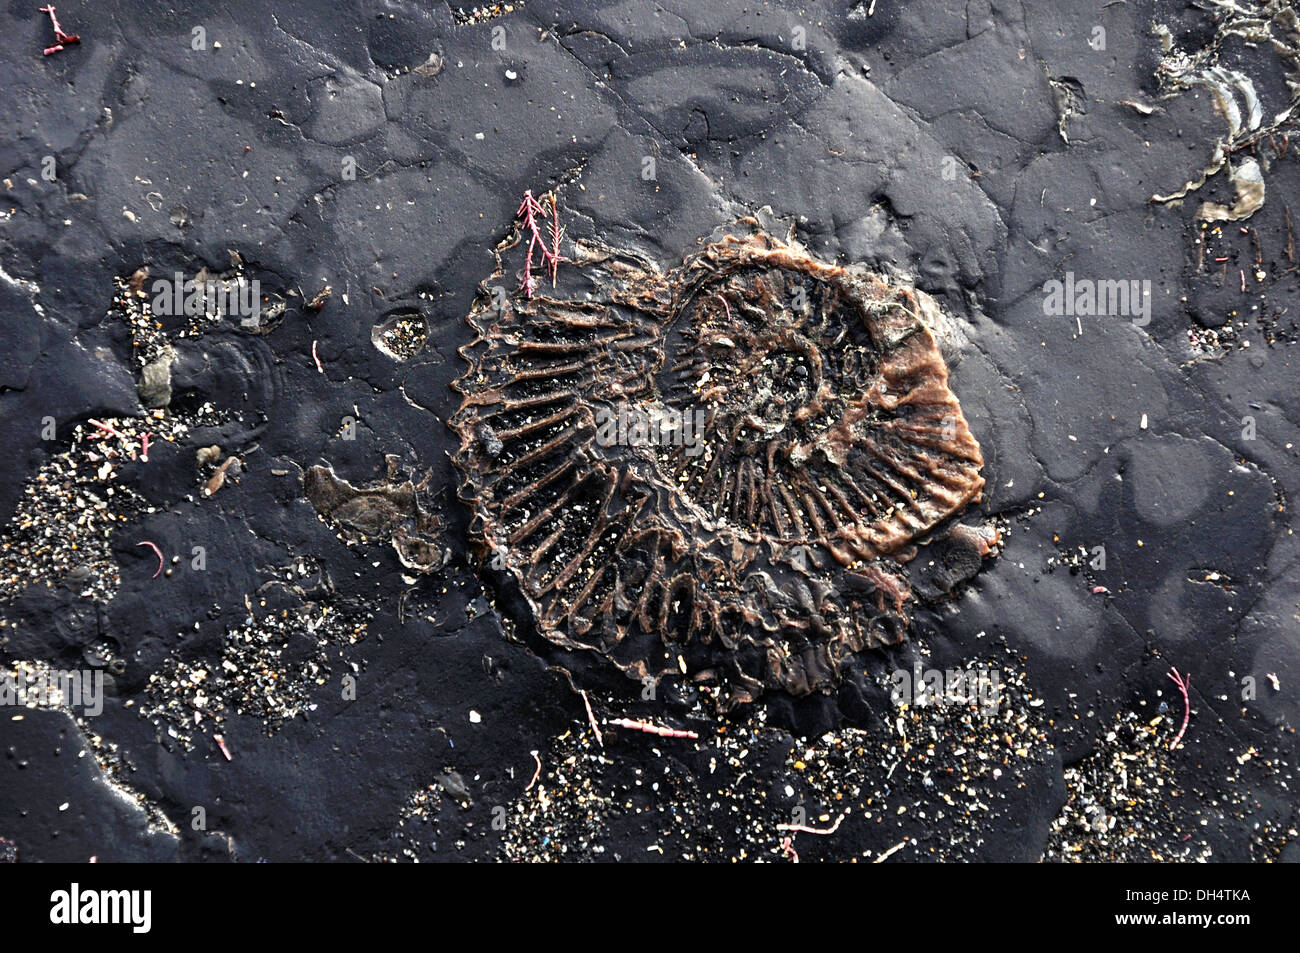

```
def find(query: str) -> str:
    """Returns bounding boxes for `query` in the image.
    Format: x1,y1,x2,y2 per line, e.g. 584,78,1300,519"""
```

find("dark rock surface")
0,0,1296,862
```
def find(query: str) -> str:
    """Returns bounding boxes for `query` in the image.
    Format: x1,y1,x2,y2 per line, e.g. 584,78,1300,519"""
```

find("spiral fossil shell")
451,219,986,704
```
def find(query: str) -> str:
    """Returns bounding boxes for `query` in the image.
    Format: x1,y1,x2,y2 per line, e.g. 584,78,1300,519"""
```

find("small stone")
138,347,176,408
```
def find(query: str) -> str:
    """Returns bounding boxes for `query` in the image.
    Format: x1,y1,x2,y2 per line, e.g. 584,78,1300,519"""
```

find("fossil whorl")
451,220,985,705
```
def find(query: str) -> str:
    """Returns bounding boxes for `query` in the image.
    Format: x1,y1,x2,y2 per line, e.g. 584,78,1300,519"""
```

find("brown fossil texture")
305,460,449,573
451,219,987,706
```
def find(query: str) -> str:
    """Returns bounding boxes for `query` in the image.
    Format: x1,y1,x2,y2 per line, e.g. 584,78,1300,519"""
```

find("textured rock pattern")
453,223,987,701
0,0,1295,864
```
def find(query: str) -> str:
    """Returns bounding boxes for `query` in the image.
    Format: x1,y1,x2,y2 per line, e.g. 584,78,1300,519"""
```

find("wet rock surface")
0,0,1296,862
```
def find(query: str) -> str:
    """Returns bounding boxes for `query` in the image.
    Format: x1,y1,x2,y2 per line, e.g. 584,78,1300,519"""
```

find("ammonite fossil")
451,217,987,705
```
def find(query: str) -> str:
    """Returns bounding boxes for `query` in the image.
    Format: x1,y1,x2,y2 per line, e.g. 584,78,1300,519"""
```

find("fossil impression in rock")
305,460,449,573
451,218,988,705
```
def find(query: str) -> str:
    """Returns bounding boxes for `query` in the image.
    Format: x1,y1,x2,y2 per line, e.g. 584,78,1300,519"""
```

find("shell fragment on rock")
304,463,448,572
